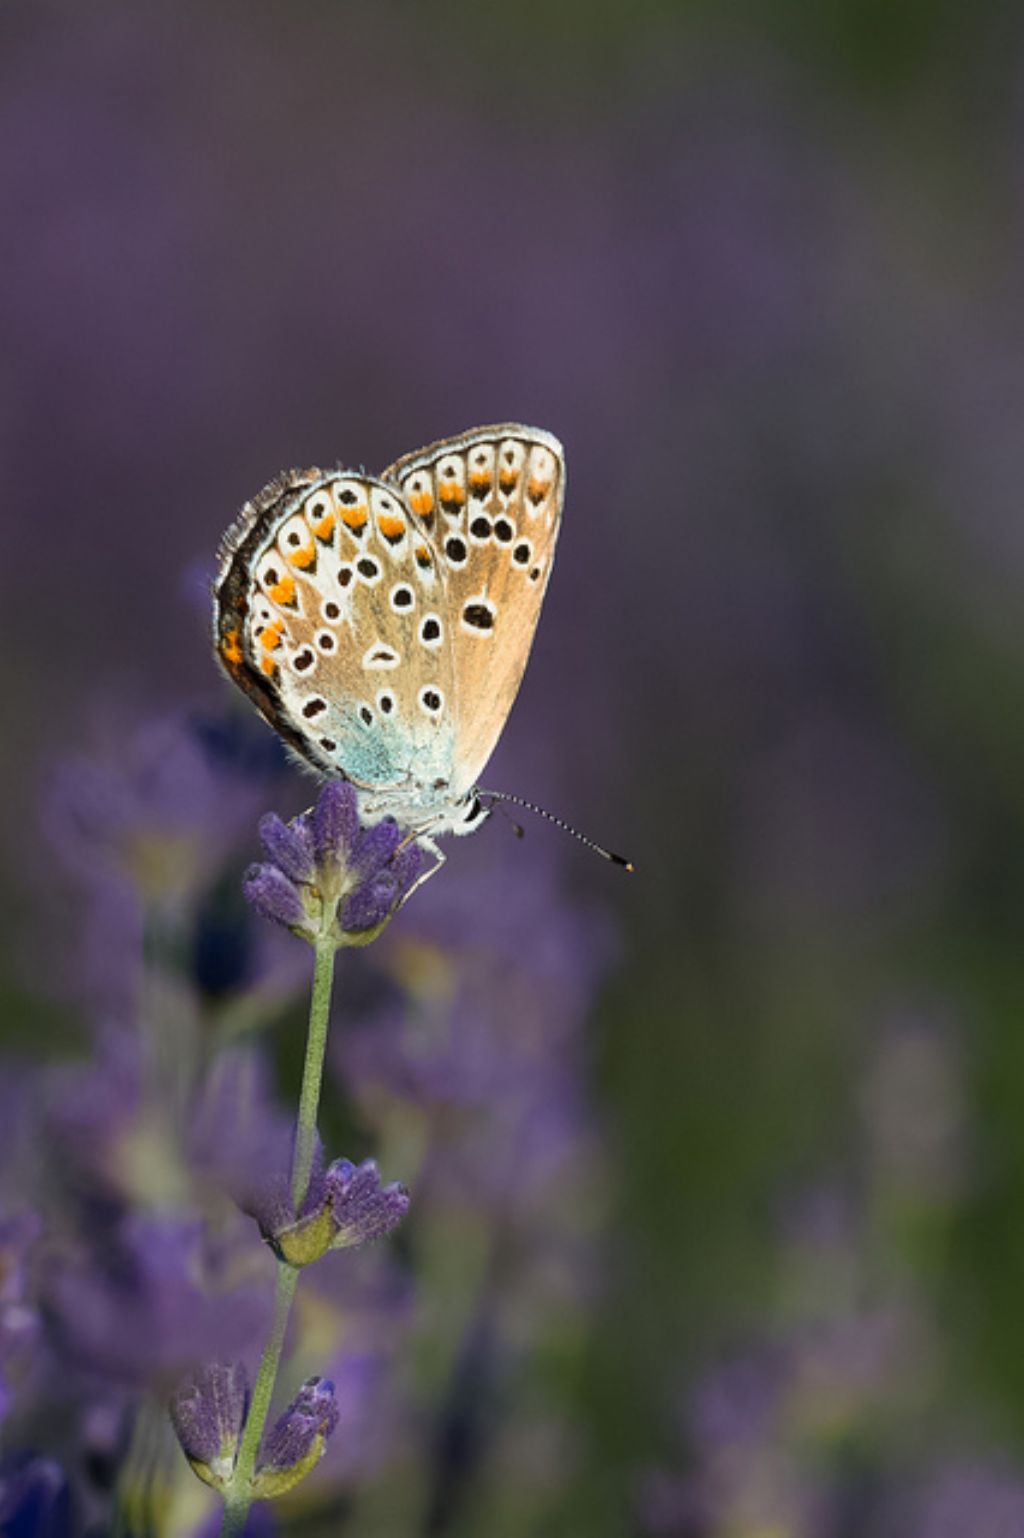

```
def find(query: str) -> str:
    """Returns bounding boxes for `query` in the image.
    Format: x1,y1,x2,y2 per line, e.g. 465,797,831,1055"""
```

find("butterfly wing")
382,424,564,799
214,467,456,794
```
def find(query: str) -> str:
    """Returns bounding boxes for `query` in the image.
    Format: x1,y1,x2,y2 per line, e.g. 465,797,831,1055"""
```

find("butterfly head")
356,778,491,842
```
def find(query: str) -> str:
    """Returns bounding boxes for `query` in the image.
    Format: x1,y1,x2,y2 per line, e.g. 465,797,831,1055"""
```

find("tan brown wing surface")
215,468,455,790
383,424,564,797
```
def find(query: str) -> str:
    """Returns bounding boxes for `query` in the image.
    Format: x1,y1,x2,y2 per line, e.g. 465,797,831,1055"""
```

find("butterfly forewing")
383,424,564,797
215,468,456,790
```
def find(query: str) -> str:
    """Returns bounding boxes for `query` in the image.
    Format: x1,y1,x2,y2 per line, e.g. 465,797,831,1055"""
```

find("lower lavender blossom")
246,1151,410,1267
170,1362,250,1490
251,1376,340,1499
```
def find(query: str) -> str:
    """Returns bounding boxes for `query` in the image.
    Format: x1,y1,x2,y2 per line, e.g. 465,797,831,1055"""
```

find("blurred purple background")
6,3,1024,1534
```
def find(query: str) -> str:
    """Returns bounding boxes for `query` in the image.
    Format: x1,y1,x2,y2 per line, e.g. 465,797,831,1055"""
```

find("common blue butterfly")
213,424,564,868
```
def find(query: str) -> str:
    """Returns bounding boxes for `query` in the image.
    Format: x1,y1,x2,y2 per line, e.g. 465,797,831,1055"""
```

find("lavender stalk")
175,781,425,1537
219,939,333,1537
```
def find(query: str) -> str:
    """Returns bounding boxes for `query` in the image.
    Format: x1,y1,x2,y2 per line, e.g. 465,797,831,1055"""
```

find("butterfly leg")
399,836,446,907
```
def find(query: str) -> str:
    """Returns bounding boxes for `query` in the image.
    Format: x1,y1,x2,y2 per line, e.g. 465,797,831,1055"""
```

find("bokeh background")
5,2,1024,1534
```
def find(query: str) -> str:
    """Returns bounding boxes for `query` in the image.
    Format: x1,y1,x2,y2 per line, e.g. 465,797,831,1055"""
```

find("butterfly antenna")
480,789,634,871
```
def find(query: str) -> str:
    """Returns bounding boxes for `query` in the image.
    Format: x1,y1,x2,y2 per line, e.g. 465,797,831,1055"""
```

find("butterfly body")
213,425,564,847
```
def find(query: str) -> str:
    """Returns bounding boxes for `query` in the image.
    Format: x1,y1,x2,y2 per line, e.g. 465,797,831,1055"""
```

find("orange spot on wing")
341,504,368,531
260,620,284,652
468,471,492,491
312,509,336,540
499,469,519,493
287,544,316,569
527,477,550,503
221,628,243,665
438,481,466,506
415,543,433,567
378,513,406,540
409,490,434,517
260,654,278,677
268,573,296,606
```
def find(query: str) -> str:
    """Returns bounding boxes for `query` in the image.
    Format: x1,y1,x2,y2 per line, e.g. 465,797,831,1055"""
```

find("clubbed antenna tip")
481,789,635,872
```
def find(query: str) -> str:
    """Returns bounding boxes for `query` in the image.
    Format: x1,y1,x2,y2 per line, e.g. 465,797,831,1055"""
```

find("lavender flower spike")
251,1376,340,1499
243,779,426,948
260,1157,410,1268
169,1361,250,1491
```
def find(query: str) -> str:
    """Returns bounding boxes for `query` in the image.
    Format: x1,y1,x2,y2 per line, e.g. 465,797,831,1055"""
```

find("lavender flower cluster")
0,707,614,1536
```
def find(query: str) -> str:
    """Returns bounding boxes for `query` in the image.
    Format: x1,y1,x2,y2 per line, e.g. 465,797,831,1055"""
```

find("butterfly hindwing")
383,424,564,797
214,467,456,790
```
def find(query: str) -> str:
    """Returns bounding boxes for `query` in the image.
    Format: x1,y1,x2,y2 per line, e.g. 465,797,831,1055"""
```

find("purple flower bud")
341,826,426,932
242,863,308,932
250,1151,409,1266
324,1159,411,1248
390,838,426,891
258,812,315,884
340,873,401,935
244,782,429,948
312,779,360,867
252,1375,339,1499
169,1362,250,1491
351,817,403,877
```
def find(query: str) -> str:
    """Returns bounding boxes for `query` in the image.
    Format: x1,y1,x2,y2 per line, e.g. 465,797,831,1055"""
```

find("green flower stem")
292,937,337,1211
219,935,337,1538
220,1261,298,1537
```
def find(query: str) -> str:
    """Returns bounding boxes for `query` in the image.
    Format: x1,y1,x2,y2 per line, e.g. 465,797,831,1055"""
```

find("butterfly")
213,423,564,871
